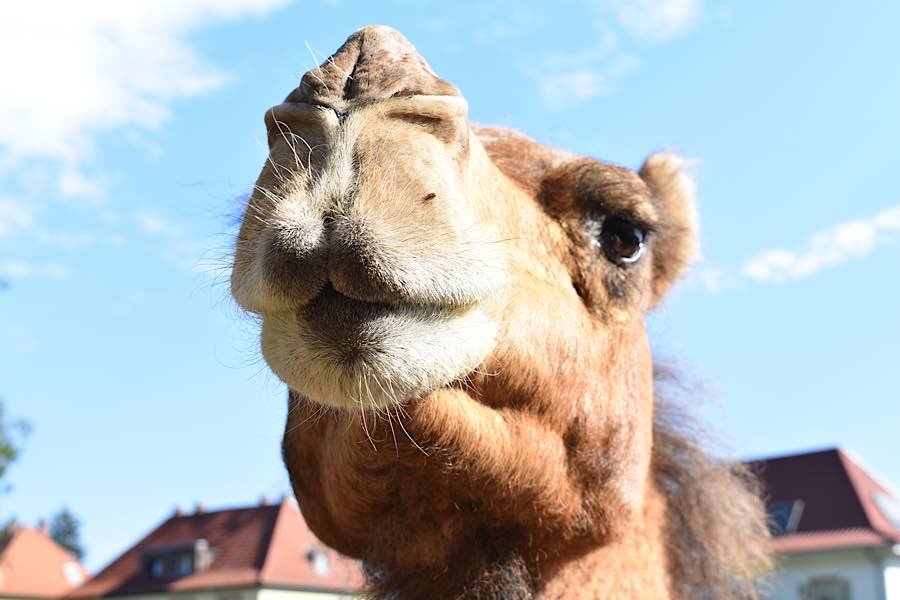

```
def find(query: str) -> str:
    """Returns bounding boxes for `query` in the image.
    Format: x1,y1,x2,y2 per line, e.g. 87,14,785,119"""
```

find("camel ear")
639,153,700,303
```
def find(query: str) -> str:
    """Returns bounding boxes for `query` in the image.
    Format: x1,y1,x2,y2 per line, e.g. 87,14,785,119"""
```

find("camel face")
232,95,507,409
231,86,696,413
231,24,699,424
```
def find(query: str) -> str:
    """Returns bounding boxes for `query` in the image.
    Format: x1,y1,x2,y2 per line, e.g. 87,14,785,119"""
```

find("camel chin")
259,287,498,410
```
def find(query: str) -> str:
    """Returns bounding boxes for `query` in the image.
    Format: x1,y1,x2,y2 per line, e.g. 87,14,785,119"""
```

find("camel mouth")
259,281,498,411
296,281,464,357
307,281,473,316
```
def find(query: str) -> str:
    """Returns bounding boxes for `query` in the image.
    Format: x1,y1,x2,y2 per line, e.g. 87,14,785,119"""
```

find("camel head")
231,26,760,599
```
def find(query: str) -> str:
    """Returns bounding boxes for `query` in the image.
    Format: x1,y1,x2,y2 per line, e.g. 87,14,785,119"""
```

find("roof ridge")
838,448,900,500
68,510,178,596
836,449,900,542
0,527,15,561
744,445,840,464
258,497,294,584
169,502,278,518
258,495,308,584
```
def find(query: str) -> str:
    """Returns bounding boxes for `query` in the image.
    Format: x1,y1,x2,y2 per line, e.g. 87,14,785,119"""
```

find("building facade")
754,448,900,600
68,499,361,600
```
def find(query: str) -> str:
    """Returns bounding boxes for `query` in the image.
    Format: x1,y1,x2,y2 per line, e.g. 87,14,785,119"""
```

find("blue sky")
1,0,898,573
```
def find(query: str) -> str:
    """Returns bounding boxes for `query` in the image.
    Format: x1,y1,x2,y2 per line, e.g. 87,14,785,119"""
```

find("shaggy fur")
651,367,771,599
231,26,772,599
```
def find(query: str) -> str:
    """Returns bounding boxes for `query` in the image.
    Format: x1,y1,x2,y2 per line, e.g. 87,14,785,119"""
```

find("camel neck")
362,483,671,599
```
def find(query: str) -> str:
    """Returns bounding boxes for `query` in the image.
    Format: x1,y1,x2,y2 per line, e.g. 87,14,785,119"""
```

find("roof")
0,526,88,598
751,447,900,554
68,499,362,598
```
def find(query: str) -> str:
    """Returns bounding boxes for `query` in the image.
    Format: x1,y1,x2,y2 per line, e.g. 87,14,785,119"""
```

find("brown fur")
232,26,772,599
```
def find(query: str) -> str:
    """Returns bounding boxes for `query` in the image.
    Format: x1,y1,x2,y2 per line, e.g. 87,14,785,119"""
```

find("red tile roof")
750,447,900,554
68,499,362,598
0,526,88,598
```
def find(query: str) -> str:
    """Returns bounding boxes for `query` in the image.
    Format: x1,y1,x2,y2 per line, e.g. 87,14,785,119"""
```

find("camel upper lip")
310,281,417,313
315,281,380,308
306,280,476,315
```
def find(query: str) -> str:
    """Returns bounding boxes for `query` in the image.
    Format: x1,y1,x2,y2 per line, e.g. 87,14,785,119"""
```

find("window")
306,545,331,577
176,553,193,576
768,500,805,535
142,539,212,579
63,562,85,586
802,576,850,600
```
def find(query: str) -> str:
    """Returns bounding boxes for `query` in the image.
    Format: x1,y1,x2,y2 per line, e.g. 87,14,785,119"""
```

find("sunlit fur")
231,26,771,599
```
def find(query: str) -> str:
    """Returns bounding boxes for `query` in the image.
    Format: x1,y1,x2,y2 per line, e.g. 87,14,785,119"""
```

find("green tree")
49,508,85,560
2,280,32,540
1,281,29,538
0,401,29,493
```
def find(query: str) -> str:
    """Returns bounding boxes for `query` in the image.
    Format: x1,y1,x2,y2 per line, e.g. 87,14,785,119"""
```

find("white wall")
258,586,357,600
107,590,248,600
106,586,356,600
883,556,900,600
764,549,885,600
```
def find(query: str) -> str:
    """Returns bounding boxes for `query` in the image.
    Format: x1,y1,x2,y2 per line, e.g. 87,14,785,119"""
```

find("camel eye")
599,216,646,265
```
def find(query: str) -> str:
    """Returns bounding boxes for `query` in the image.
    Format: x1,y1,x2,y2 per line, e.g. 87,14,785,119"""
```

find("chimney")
193,502,205,515
37,519,49,535
173,505,185,517
258,495,270,506
194,538,215,571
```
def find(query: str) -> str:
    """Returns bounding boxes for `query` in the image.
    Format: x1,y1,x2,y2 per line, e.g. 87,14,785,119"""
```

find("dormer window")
150,558,165,578
141,539,213,580
176,553,193,576
768,499,805,535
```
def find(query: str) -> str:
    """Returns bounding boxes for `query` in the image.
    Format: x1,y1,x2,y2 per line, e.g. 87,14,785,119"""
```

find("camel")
231,26,771,599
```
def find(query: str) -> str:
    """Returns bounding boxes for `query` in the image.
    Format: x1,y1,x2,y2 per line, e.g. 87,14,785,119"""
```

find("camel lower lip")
260,285,498,410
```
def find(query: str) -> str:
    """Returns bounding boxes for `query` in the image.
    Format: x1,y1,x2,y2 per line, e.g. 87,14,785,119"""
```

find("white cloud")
536,54,638,108
529,0,702,108
0,260,71,279
133,209,219,273
528,35,639,109
0,260,31,278
0,199,34,237
0,0,289,188
59,168,106,202
541,71,608,106
474,7,541,41
692,265,740,294
742,205,900,283
599,0,702,42
135,211,171,235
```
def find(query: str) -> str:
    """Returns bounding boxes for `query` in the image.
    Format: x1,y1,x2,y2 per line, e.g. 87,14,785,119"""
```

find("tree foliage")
50,508,85,560
0,401,29,492
0,282,27,493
